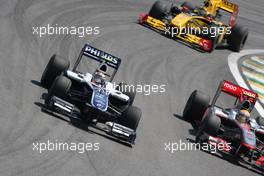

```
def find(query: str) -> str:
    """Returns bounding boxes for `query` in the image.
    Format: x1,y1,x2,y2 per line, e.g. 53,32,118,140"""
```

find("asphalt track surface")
0,0,263,176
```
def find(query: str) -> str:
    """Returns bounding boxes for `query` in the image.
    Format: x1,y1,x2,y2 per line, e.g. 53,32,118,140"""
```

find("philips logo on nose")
85,46,101,56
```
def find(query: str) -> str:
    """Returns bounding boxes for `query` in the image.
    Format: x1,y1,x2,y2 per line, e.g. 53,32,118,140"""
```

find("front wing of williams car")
40,44,141,145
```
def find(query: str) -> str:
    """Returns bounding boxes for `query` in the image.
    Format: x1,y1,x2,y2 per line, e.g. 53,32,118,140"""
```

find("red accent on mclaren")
208,136,231,152
138,13,148,24
256,156,264,166
256,129,264,135
241,142,256,150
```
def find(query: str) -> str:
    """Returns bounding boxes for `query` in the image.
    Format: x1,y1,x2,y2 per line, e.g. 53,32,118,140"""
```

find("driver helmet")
237,109,250,123
206,14,214,21
240,100,252,111
92,71,106,86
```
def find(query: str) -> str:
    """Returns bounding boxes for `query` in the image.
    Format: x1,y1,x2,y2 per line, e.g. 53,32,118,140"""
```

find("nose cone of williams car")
91,86,109,112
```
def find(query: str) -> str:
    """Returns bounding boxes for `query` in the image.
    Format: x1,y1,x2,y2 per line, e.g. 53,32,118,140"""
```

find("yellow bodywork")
146,16,166,31
203,0,238,16
145,14,221,46
144,0,236,47
171,13,191,27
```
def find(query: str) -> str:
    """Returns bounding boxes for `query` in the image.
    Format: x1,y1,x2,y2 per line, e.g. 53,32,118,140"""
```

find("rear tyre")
40,55,70,89
149,0,169,20
47,75,72,102
118,106,141,131
183,90,210,122
227,24,248,52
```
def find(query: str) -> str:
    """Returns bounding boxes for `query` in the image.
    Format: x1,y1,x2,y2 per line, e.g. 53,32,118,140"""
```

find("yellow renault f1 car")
138,0,248,52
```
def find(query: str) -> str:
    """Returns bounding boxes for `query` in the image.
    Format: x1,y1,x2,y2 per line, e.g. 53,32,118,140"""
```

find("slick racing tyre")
116,82,136,105
227,24,248,52
119,106,141,131
41,54,70,89
149,0,169,20
200,114,221,135
183,90,210,122
196,114,220,142
47,75,72,100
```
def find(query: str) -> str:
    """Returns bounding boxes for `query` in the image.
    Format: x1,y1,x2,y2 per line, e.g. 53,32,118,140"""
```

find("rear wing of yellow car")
219,0,238,14
203,0,239,26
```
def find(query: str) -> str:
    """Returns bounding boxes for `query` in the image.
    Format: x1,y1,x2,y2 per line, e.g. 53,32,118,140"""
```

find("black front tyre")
149,0,169,20
227,24,248,52
196,114,221,142
183,90,210,122
118,106,141,131
47,75,72,102
201,114,221,135
40,55,70,89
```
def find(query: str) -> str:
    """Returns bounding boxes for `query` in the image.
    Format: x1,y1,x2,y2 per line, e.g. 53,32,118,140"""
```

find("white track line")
228,49,264,116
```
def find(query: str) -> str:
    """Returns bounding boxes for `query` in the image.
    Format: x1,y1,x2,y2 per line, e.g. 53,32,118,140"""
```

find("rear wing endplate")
219,0,238,14
220,0,239,27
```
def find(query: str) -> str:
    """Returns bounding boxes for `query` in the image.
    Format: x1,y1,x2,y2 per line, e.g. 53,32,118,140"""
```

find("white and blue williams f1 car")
40,44,142,145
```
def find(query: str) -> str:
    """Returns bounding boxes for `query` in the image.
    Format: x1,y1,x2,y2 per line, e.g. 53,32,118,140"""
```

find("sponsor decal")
223,81,238,92
91,87,109,112
84,46,119,65
241,89,257,98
